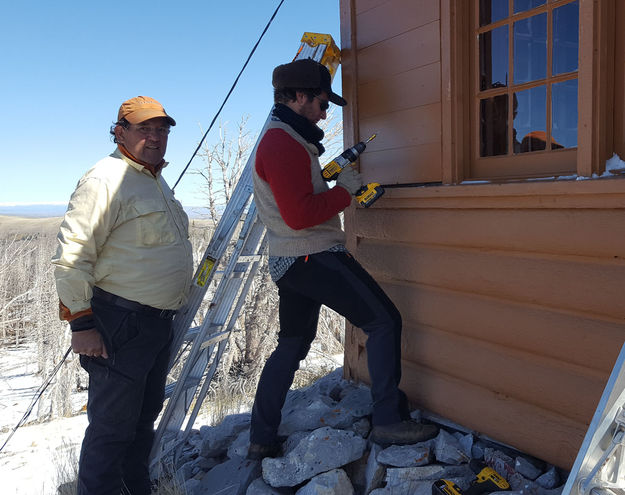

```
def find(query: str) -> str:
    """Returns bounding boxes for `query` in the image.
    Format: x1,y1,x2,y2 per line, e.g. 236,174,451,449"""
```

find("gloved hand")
336,166,363,195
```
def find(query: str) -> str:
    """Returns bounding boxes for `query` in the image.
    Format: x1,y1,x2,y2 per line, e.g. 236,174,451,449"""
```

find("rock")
246,477,292,494
514,456,542,481
200,413,251,458
384,464,473,488
484,448,516,480
351,417,371,438
378,443,432,467
228,428,251,459
535,466,559,489
364,443,385,494
295,469,354,495
262,427,367,487
198,457,261,495
337,385,372,418
434,429,468,465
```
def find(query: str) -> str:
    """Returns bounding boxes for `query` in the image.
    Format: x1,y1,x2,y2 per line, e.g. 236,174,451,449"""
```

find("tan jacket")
52,149,194,314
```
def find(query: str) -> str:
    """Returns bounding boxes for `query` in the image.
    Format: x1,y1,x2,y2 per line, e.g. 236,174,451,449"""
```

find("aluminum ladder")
149,32,342,470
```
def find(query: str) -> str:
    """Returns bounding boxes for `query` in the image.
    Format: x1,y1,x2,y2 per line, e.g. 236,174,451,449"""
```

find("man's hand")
72,329,109,359
336,166,363,195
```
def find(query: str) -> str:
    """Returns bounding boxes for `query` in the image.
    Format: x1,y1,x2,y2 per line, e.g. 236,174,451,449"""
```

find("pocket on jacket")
132,200,176,246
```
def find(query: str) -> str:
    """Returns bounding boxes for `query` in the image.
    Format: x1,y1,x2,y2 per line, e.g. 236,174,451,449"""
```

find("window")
470,0,579,179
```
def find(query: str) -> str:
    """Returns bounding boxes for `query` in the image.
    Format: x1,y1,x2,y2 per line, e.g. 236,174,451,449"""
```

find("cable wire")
172,0,287,191
0,346,72,454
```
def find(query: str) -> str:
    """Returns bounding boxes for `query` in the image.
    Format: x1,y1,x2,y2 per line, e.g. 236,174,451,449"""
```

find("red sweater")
255,128,350,230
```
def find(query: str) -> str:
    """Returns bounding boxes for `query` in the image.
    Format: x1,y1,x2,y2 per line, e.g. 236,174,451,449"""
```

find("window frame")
441,0,614,183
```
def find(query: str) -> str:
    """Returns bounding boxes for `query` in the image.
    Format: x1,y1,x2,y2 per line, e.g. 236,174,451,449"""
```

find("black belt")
92,287,177,320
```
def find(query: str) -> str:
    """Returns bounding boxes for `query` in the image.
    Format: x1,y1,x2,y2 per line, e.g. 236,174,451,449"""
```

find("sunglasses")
315,96,330,111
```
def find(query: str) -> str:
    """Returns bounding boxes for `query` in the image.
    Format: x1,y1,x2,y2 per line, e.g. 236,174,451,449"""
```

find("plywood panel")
355,241,625,319
357,21,440,84
359,143,442,184
359,62,441,119
356,0,439,49
351,208,625,258
382,282,625,373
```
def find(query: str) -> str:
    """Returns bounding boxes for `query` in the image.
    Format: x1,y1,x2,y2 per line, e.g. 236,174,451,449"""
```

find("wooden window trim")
441,0,615,184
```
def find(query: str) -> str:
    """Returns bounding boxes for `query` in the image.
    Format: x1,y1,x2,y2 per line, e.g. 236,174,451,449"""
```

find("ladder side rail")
168,177,254,367
170,231,266,464
152,206,266,461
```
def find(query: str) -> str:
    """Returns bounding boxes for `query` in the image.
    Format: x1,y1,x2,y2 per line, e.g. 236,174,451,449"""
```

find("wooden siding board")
351,208,625,259
359,144,442,185
357,21,440,84
399,324,604,424
356,0,439,49
358,62,441,119
360,103,441,148
383,282,625,374
346,349,587,468
355,241,625,319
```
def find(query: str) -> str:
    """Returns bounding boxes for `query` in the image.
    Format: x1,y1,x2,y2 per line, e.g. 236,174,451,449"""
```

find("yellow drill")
432,460,510,495
321,134,384,208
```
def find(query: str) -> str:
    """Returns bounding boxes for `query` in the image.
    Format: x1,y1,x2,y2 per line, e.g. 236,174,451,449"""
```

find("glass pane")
514,13,547,84
552,79,578,149
481,95,509,157
514,86,547,153
480,0,508,26
480,25,509,90
514,0,546,14
553,0,579,75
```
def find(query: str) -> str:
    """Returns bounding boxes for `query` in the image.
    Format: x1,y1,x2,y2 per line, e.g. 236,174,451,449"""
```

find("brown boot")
370,420,439,446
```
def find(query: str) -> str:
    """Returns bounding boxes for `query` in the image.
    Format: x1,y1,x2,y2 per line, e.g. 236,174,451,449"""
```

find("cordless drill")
321,134,384,208
432,460,510,495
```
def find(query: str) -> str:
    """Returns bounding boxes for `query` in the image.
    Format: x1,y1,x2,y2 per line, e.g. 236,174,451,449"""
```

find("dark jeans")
77,290,173,495
250,251,409,445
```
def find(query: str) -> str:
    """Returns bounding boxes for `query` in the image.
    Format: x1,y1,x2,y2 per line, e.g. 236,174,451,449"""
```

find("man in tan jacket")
52,96,193,495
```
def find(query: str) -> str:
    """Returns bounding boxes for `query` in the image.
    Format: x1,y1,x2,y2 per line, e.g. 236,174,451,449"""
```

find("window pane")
480,0,508,27
480,25,509,90
514,86,547,153
514,13,547,84
514,0,546,14
481,95,509,156
552,79,578,149
553,1,579,75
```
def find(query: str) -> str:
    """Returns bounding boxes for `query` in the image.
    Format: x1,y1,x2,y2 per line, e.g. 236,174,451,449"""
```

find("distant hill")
0,204,213,219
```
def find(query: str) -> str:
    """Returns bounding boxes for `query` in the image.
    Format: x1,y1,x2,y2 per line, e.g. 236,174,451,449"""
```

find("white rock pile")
166,369,569,495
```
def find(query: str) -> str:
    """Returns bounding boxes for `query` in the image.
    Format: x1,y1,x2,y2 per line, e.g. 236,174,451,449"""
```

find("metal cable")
0,346,72,454
172,0,287,191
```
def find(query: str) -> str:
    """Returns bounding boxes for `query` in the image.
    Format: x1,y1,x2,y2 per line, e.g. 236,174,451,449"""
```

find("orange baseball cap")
117,96,176,126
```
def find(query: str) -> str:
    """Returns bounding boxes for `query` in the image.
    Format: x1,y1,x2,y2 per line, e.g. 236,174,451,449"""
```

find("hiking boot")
369,420,439,446
246,442,282,460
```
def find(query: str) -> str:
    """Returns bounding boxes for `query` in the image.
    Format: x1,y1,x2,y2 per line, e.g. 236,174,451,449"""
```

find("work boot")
369,420,439,446
246,442,282,460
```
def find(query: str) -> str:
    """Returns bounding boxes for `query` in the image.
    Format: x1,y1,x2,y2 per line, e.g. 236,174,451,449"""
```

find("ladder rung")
199,329,231,351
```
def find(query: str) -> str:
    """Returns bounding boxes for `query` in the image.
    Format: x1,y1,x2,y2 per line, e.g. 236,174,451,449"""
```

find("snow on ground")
0,343,88,495
0,341,344,494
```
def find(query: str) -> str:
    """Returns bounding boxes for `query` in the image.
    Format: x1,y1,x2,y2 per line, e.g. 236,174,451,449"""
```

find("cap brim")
329,92,347,107
125,109,176,126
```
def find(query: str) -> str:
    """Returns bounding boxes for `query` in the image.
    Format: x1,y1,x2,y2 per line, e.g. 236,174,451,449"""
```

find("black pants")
250,251,409,445
77,291,173,495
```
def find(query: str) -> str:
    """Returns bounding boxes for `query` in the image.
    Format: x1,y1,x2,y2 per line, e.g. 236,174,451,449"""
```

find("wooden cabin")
338,0,625,469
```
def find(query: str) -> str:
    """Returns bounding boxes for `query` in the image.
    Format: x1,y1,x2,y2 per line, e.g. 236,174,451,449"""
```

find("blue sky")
1,1,341,207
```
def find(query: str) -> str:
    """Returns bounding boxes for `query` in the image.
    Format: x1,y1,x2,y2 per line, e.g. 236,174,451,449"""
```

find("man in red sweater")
248,59,439,459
